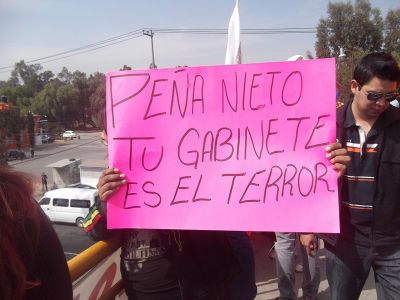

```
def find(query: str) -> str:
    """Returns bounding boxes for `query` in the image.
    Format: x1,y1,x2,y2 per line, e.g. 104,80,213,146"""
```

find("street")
10,131,106,197
53,223,95,261
9,132,377,299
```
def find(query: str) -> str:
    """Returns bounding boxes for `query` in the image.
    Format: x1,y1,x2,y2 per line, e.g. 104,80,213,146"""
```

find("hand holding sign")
325,143,350,177
97,167,126,202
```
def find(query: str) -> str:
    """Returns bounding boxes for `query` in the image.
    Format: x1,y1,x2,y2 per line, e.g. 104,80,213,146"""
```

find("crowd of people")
1,51,399,300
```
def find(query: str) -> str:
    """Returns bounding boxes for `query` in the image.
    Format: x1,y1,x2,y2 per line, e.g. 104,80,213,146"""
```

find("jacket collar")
336,100,351,129
337,100,400,129
381,104,400,128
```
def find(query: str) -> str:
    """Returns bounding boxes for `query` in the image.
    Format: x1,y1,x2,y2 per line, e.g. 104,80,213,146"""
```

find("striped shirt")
340,104,383,246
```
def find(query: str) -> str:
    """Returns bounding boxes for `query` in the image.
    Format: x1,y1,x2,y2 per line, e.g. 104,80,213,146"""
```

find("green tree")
10,60,45,93
0,85,31,106
315,19,331,58
87,72,105,127
1,61,109,130
336,49,368,102
32,79,79,128
351,0,383,53
384,9,400,54
26,112,35,148
72,71,90,126
316,0,383,58
31,79,59,118
0,61,55,116
315,0,397,103
40,70,55,84
57,67,73,84
57,84,80,127
0,106,24,149
120,65,132,71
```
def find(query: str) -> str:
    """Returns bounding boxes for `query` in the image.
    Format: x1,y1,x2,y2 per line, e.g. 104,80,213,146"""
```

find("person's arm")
300,142,350,254
83,168,126,241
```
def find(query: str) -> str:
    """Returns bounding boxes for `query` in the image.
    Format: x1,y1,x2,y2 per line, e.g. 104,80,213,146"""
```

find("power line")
0,27,317,72
33,34,144,66
0,33,143,74
150,27,316,34
28,29,144,64
0,30,143,71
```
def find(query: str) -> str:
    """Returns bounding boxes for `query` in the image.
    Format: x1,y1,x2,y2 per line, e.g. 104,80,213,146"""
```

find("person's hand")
300,233,318,256
326,142,350,177
96,168,126,202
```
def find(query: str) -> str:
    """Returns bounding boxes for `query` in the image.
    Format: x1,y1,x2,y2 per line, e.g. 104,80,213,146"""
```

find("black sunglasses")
357,83,399,102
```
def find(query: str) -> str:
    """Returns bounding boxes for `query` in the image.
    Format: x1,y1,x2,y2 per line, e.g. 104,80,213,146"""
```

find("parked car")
7,150,26,161
39,188,98,227
62,130,79,140
42,134,55,143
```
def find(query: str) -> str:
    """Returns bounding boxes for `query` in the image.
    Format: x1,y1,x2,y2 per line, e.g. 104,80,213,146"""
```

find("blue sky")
0,0,399,81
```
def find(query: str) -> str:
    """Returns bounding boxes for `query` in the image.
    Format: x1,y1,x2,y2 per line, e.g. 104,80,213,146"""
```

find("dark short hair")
353,52,400,87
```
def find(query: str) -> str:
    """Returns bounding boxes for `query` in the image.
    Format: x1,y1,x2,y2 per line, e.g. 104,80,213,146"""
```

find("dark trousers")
226,232,257,300
326,239,400,300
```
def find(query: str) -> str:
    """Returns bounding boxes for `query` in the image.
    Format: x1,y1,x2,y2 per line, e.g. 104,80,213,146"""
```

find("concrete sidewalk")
252,233,377,300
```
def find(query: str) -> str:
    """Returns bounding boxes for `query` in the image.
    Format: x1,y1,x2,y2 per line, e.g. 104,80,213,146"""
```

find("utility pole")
143,29,156,69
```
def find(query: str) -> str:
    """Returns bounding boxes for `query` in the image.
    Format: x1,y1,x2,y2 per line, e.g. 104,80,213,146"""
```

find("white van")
39,188,99,227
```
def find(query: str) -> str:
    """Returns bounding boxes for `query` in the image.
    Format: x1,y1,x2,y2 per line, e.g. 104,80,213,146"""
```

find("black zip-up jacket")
337,100,400,248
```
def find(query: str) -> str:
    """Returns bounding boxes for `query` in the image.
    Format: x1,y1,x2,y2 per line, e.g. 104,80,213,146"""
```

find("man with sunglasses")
301,52,400,300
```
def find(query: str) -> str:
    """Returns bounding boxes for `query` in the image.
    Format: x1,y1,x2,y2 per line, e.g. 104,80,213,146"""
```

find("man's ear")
350,80,359,95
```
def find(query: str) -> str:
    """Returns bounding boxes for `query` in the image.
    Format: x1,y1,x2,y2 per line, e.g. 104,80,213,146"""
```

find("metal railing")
68,237,124,299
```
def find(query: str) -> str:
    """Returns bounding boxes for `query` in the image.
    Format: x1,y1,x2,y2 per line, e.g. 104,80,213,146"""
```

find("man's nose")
375,97,387,105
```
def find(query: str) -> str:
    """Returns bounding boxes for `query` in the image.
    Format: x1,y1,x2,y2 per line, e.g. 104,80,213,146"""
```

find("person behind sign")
301,52,400,300
273,51,350,300
273,141,349,300
0,166,72,300
84,109,241,300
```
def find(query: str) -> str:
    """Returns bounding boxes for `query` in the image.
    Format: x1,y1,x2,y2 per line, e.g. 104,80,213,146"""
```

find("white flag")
225,0,241,65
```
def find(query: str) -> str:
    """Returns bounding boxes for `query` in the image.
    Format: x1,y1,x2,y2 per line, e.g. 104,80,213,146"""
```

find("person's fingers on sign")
97,168,126,202
326,142,351,177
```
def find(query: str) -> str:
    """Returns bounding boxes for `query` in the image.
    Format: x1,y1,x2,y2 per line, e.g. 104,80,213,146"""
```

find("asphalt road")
10,131,106,198
53,223,95,260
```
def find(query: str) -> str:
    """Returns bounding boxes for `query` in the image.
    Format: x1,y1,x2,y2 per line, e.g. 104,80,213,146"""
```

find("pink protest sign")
106,58,339,233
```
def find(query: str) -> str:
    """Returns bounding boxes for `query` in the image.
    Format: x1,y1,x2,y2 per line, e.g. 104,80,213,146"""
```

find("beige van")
39,187,98,227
